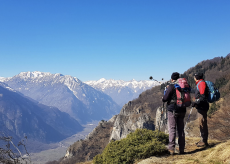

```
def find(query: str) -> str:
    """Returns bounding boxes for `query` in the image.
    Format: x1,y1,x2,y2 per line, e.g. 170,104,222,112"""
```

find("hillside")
60,119,115,164
0,82,83,144
180,54,230,141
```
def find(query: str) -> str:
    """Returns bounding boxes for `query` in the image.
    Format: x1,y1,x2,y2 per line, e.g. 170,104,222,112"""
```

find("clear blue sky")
0,0,229,81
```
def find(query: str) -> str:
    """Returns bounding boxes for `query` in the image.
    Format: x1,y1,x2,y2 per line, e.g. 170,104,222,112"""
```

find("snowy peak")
1,71,86,101
11,71,82,84
98,78,106,82
85,78,160,90
16,71,67,79
8,72,77,94
18,71,52,78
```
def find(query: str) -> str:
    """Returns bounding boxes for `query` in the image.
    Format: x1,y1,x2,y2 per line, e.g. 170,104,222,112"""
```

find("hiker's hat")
171,72,180,80
194,73,203,80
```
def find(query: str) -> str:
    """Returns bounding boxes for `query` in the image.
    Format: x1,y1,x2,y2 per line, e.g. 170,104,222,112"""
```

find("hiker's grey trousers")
197,110,208,142
168,111,186,151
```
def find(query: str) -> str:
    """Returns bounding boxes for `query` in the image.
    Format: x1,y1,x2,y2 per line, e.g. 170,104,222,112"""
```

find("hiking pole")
149,76,164,84
184,107,194,131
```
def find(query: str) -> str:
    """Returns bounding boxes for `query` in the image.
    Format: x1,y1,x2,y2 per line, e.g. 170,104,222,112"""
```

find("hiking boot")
196,140,209,147
175,148,186,155
168,149,175,155
178,151,186,155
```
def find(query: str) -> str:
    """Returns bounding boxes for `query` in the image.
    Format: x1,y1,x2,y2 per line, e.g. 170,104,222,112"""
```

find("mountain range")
85,78,160,107
0,72,120,124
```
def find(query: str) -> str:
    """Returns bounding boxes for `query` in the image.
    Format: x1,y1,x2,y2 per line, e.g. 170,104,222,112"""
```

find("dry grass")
138,138,230,164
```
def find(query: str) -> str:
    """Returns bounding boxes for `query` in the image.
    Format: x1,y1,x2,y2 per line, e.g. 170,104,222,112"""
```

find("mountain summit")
85,78,160,107
0,71,120,123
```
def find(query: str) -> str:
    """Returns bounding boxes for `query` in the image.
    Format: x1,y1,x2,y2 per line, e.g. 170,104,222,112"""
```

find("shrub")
93,129,169,164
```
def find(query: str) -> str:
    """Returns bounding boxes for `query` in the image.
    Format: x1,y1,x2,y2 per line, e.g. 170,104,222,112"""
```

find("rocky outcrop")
155,106,168,134
110,104,169,141
110,102,155,141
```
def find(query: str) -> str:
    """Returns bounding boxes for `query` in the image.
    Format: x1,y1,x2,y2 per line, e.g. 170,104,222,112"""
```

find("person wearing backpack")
192,73,209,147
162,72,191,155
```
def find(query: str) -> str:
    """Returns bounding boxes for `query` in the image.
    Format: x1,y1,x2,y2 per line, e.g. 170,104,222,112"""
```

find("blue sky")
0,0,229,81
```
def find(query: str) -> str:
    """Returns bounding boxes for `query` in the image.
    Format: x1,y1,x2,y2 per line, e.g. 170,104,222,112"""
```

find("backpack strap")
174,84,181,90
168,84,177,104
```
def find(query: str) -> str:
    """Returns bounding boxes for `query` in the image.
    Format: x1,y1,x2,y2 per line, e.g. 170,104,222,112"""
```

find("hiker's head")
171,72,180,82
194,73,203,81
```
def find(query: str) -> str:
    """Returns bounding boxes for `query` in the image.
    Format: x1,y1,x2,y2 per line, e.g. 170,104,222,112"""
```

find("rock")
155,106,168,134
110,104,155,141
108,115,118,123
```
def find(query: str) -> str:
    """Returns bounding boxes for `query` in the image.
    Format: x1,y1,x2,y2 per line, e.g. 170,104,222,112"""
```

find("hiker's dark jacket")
162,83,186,113
194,79,209,111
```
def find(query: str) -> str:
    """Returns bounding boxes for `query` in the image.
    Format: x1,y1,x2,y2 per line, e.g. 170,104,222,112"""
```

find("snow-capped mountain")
85,78,160,107
0,72,120,123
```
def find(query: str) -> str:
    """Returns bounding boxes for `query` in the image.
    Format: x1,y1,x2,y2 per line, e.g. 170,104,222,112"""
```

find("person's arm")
162,85,174,102
194,81,206,104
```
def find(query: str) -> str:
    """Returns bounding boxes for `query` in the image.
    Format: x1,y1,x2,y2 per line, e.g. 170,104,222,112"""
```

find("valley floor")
30,123,97,164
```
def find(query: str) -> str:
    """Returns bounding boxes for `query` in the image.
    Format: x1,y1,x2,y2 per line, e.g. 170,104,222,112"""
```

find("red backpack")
174,78,191,107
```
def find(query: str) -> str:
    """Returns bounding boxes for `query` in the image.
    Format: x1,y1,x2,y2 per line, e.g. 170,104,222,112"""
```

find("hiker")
162,72,188,155
192,73,209,147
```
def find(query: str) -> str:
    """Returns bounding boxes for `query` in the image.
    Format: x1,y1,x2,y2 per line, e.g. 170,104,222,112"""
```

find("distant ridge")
85,78,160,107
